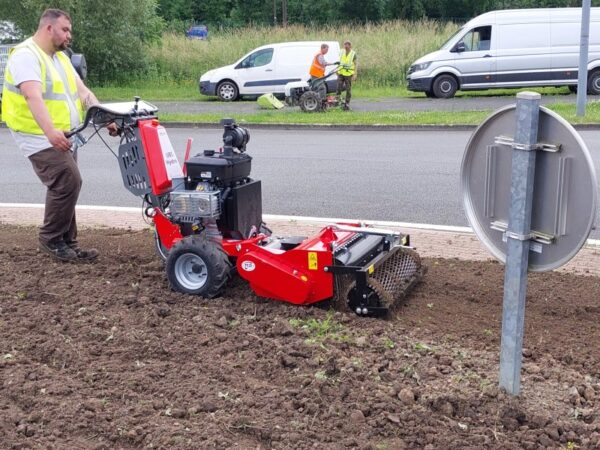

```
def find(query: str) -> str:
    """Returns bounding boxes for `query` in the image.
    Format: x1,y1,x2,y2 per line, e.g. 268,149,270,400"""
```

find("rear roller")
339,249,425,317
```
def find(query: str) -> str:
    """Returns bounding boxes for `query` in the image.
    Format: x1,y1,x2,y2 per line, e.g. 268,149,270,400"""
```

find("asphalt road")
2,127,599,238
153,93,581,114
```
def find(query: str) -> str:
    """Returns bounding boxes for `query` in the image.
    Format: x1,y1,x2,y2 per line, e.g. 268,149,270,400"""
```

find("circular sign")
461,105,597,272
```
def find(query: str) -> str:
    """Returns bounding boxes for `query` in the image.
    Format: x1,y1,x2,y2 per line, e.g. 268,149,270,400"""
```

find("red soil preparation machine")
70,99,424,316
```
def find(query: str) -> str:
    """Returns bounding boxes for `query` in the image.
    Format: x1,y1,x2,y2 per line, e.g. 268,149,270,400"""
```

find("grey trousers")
28,147,82,245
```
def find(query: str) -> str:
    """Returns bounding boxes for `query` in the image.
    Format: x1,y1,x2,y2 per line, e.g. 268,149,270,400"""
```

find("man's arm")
75,76,98,109
19,81,72,151
352,56,358,81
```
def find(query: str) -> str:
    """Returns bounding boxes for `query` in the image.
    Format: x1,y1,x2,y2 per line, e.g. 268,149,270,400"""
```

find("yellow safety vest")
338,50,356,76
1,38,83,135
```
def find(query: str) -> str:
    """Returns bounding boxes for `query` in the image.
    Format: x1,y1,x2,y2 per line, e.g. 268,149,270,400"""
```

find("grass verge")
92,83,573,102
158,101,600,127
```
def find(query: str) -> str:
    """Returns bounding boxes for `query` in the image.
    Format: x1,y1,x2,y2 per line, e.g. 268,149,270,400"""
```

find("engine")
168,119,263,240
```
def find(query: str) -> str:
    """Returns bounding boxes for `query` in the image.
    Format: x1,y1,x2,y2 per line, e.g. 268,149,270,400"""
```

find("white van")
407,8,600,98
199,41,339,101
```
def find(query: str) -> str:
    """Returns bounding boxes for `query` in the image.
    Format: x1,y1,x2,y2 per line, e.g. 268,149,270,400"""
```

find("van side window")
238,48,274,69
461,26,492,52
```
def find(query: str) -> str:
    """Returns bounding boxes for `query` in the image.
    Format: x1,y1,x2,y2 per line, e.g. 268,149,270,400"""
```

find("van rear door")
453,25,496,89
234,47,277,95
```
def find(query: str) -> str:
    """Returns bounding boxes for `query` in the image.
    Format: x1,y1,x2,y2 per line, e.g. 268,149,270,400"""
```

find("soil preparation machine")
284,64,342,112
70,98,424,316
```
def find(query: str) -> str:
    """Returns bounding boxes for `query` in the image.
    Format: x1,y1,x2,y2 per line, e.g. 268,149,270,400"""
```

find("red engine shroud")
224,227,357,305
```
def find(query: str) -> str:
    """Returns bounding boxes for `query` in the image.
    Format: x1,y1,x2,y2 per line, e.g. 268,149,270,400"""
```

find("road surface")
153,93,581,114
1,127,598,238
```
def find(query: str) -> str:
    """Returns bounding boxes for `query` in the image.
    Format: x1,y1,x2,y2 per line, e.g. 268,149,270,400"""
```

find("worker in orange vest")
309,44,336,98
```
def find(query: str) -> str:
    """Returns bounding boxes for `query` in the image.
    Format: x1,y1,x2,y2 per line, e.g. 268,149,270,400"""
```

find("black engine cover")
185,151,252,185
220,180,263,240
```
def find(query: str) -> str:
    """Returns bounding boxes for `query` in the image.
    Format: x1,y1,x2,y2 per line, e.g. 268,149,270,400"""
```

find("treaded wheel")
587,70,600,95
432,74,458,99
299,91,322,112
217,81,239,101
166,236,231,298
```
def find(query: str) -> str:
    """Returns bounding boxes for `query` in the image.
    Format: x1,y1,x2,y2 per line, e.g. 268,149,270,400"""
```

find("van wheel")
432,75,458,99
217,81,239,101
587,70,600,95
425,90,436,98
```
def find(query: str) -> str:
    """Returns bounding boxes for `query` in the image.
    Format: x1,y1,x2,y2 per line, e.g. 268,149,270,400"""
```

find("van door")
453,25,496,89
274,46,316,92
234,47,276,95
496,19,552,87
551,21,580,84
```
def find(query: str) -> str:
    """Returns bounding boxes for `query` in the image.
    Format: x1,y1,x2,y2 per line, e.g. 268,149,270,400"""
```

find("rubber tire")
299,91,322,112
587,70,600,95
217,81,239,102
166,236,231,298
432,74,458,99
425,90,436,98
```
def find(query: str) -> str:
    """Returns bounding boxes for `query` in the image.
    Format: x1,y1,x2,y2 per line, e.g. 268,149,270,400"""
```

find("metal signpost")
576,0,592,116
461,92,598,395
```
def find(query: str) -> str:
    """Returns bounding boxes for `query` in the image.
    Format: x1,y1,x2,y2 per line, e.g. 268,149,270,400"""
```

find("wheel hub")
174,253,208,290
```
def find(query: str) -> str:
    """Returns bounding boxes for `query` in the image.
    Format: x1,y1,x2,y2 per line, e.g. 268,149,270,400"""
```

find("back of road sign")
461,105,597,272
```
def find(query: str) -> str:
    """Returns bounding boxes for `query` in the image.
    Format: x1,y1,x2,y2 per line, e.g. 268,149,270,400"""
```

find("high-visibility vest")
309,53,325,78
1,38,83,135
338,49,356,76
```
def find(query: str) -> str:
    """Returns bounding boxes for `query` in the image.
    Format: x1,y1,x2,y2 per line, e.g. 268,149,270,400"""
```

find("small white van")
407,8,600,98
199,41,340,101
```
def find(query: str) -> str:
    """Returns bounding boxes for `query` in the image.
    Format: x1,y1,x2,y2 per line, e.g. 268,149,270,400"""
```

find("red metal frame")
139,117,365,306
138,119,174,196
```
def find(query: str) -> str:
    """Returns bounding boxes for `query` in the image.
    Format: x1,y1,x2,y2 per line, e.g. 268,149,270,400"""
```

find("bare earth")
0,225,598,450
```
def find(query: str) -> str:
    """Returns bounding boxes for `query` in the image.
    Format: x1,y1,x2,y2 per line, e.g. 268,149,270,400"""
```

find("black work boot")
39,239,78,262
66,241,99,261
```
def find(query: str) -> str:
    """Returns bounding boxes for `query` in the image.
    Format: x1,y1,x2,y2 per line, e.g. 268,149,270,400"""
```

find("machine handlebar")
66,99,158,137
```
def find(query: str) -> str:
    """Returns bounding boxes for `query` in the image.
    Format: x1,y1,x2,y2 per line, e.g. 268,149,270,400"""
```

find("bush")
0,0,164,84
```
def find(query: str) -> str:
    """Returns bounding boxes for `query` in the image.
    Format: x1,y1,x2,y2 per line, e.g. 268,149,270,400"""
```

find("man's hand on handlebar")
107,122,120,137
48,128,72,152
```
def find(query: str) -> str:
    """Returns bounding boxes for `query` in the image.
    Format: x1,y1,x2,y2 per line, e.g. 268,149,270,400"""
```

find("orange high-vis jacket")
309,53,325,78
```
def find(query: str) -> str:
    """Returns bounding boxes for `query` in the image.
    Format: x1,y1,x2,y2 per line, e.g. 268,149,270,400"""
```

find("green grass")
157,101,600,126
146,21,459,88
160,109,489,126
91,81,574,103
92,81,207,102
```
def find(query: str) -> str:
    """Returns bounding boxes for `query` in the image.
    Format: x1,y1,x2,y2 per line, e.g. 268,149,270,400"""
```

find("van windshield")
440,27,464,50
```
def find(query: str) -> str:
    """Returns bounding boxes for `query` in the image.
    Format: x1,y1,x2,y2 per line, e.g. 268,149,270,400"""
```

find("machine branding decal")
308,252,318,270
157,127,184,180
241,260,256,272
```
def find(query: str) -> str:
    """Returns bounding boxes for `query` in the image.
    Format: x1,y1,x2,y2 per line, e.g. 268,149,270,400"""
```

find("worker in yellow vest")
2,9,117,262
336,40,358,111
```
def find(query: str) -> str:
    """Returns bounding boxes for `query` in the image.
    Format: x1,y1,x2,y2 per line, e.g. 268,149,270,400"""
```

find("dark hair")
39,8,71,27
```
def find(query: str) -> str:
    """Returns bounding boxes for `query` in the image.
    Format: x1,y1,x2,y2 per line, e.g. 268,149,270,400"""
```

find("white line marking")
2,203,598,247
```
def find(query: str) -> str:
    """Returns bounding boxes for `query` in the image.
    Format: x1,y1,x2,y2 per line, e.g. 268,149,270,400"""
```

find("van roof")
467,7,600,27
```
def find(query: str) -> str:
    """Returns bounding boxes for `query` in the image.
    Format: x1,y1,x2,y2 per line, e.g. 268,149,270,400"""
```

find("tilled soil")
0,224,598,450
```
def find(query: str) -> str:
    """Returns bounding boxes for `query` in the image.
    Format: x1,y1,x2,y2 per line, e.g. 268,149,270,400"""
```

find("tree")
0,0,164,83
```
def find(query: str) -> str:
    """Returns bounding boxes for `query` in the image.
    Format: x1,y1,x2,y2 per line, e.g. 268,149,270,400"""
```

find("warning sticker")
308,252,318,270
